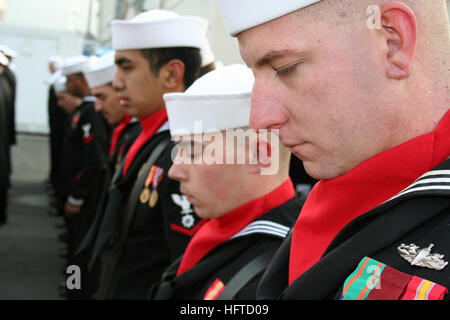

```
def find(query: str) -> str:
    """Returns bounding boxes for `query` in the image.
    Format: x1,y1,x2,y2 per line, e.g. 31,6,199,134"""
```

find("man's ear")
160,59,186,90
380,2,417,80
249,136,272,175
81,76,92,93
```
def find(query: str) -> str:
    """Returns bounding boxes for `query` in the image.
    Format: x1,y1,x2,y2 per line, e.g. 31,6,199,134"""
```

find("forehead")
55,91,67,98
237,10,322,66
92,84,114,95
115,49,146,64
65,73,81,81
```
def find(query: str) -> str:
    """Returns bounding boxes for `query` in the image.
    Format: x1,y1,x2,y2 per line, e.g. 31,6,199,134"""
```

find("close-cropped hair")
140,47,202,89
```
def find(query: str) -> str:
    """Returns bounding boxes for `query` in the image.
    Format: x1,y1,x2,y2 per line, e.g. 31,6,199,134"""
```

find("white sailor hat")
61,55,93,76
0,45,17,58
48,69,63,85
53,76,67,93
111,9,208,50
0,51,8,66
218,0,322,36
200,37,215,67
49,56,64,68
164,64,254,137
83,51,117,89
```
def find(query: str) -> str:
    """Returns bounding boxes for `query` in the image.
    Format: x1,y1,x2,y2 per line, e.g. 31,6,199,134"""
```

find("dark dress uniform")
0,71,13,186
91,125,204,300
151,196,302,300
74,118,141,298
59,96,110,290
257,159,450,300
48,84,68,192
109,118,141,174
0,69,13,225
2,66,16,147
0,71,10,225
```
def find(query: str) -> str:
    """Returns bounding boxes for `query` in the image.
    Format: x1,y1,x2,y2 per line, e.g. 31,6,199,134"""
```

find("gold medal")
140,187,150,204
149,189,159,208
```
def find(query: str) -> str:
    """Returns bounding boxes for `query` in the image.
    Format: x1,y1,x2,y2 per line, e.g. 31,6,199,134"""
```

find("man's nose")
94,101,103,112
168,150,189,182
113,73,124,91
168,162,187,182
250,79,286,131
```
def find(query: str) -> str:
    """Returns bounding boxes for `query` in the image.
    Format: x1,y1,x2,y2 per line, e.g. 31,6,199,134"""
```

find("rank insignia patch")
82,123,93,144
341,257,448,300
171,194,195,229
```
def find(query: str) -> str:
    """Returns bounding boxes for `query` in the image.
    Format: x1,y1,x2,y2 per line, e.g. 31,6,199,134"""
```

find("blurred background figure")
0,48,15,226
46,56,69,204
0,51,10,225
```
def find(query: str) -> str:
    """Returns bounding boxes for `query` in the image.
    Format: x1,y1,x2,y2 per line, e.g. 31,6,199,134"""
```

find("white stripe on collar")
130,117,139,124
411,170,450,181
385,169,450,203
83,95,96,103
230,220,290,240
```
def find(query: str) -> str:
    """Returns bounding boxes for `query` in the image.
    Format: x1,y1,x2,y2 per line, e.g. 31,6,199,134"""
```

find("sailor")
0,45,16,148
91,10,207,300
53,76,82,116
59,55,111,299
150,64,301,300
0,51,11,226
52,75,82,215
47,56,68,197
218,0,450,300
83,51,141,171
73,51,142,298
0,48,15,191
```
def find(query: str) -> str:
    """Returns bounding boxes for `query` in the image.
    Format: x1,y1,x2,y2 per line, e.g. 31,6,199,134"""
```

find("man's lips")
119,96,130,106
180,189,194,203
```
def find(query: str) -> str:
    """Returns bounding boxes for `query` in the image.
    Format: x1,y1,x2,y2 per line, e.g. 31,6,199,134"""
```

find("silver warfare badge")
397,243,448,271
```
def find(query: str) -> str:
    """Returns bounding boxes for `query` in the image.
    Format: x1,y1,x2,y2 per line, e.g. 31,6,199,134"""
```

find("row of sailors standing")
47,9,310,300
48,1,449,301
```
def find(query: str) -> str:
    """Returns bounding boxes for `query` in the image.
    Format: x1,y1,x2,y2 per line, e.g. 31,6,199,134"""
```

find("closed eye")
276,63,300,77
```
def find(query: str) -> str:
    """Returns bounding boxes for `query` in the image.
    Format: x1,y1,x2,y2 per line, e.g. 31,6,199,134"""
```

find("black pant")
0,189,8,225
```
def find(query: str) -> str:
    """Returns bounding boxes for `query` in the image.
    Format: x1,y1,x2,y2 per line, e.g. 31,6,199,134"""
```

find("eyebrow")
256,49,307,67
115,57,132,66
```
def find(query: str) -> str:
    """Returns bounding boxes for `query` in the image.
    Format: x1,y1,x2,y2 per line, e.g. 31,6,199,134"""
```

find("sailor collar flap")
282,160,450,300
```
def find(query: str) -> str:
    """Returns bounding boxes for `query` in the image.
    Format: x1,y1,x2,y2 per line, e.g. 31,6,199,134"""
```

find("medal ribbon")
145,166,157,189
152,168,164,190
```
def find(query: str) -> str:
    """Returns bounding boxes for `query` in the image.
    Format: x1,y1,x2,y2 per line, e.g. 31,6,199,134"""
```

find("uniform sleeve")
69,106,110,203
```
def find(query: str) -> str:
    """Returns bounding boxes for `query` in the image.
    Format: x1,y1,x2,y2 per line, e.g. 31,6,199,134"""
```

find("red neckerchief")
122,109,168,176
109,114,132,156
177,179,295,276
289,110,450,284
